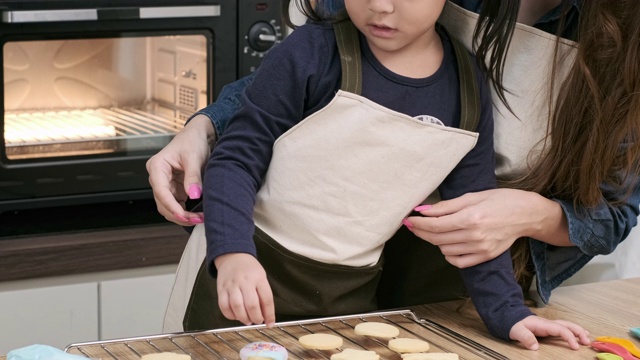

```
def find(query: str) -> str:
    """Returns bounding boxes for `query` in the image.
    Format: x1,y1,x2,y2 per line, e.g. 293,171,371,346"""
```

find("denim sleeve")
185,73,256,137
531,174,640,303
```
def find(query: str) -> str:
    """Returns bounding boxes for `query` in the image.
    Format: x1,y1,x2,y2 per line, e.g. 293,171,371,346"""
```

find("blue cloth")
191,0,639,305
203,21,532,341
186,74,254,137
8,344,88,360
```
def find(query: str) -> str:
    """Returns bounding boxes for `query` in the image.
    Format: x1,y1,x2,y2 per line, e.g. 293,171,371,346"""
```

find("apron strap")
334,20,363,95
446,28,481,132
333,20,480,132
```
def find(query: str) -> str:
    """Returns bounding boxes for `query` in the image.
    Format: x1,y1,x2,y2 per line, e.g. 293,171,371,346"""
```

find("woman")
148,0,639,344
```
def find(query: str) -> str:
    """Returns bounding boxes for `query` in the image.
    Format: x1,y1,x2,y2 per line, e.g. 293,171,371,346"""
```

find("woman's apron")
164,16,484,332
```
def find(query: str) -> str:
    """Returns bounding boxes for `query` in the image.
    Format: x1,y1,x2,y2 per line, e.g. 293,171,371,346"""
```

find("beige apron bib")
254,90,478,267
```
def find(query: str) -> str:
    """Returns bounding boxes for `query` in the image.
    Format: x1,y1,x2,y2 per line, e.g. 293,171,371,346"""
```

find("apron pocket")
255,226,383,319
183,226,384,331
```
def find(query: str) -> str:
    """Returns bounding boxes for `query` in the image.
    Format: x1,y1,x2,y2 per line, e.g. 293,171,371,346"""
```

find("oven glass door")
3,32,209,161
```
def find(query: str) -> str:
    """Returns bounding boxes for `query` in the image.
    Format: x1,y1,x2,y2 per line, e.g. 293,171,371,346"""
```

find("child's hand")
509,315,591,350
214,253,275,327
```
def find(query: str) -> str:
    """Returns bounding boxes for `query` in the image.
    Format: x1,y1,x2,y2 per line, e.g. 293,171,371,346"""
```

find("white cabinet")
99,272,176,340
0,282,99,355
0,265,177,355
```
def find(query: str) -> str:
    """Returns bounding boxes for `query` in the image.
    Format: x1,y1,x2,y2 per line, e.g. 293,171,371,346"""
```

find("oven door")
0,0,237,212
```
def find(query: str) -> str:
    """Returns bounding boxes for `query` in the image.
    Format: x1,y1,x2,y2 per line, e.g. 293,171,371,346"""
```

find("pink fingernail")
189,217,204,224
188,184,202,199
174,214,189,222
402,218,413,230
414,204,432,211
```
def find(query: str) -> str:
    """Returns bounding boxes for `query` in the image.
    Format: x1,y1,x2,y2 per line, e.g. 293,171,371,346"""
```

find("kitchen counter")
2,277,638,359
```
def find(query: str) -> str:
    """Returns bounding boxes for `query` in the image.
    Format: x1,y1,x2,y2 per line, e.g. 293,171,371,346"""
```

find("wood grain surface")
412,277,640,359
0,224,189,282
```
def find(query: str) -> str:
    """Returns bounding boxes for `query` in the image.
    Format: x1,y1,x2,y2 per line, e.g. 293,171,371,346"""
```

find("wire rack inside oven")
65,310,509,360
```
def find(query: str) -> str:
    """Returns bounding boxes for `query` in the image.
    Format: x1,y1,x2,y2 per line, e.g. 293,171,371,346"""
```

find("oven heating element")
65,310,510,360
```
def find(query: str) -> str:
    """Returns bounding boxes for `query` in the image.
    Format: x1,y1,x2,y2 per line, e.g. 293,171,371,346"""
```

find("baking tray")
65,310,509,360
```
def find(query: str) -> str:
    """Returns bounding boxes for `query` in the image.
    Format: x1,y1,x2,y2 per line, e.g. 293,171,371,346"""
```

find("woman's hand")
215,253,275,327
404,189,570,268
509,315,591,350
146,115,215,226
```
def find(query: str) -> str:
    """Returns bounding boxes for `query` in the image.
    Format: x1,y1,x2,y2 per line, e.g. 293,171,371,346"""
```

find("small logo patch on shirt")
414,115,444,126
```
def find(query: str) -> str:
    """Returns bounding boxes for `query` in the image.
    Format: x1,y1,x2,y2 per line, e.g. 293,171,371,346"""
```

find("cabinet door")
0,282,99,355
99,273,176,340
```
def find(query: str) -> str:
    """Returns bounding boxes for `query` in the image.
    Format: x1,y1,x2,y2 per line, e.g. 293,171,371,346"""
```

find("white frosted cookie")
354,322,400,339
388,338,430,353
330,348,380,360
298,333,344,350
140,353,191,360
239,342,288,360
401,353,459,360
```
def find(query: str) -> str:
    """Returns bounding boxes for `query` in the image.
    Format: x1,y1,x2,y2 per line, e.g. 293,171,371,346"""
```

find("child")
202,0,590,349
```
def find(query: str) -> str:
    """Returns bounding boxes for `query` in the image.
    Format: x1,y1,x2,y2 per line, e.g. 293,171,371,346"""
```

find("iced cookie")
239,342,288,360
401,353,459,360
140,353,191,360
298,333,344,350
388,338,430,353
331,348,380,360
354,322,400,339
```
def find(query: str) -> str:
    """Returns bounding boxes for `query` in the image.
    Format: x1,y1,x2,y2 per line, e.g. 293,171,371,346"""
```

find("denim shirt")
187,74,254,137
188,0,639,304
533,178,640,303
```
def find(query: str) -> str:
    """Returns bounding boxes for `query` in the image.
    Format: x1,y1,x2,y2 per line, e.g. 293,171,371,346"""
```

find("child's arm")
460,251,590,350
214,253,275,327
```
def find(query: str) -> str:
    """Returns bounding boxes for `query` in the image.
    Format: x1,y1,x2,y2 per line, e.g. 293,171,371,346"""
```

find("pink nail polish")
402,218,413,230
414,204,432,212
188,184,202,199
174,214,189,222
189,217,204,224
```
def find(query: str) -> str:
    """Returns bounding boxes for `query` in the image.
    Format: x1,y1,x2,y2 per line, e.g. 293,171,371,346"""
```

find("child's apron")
166,19,482,332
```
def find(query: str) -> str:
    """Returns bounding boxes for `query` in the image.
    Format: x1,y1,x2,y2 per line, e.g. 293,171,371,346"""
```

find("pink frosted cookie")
239,342,288,360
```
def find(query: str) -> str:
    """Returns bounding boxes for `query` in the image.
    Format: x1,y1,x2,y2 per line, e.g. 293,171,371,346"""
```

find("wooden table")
2,278,638,359
412,277,640,359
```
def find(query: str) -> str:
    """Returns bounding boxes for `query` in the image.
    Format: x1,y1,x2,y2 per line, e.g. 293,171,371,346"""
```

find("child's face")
345,0,446,54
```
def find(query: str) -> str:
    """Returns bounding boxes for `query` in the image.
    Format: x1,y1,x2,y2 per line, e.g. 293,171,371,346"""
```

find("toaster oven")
0,0,283,216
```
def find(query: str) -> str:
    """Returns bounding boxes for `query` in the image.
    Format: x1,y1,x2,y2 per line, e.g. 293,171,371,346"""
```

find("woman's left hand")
404,188,569,268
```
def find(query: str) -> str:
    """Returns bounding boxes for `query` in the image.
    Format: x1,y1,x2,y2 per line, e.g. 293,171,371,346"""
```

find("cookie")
239,342,288,360
298,333,344,350
388,338,430,353
140,353,191,360
331,348,380,360
354,322,400,339
401,353,459,360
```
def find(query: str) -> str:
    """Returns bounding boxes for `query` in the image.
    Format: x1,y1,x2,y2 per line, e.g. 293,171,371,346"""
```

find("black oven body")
0,0,283,215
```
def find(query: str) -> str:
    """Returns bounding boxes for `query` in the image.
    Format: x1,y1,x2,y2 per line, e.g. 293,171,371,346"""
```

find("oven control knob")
247,21,278,52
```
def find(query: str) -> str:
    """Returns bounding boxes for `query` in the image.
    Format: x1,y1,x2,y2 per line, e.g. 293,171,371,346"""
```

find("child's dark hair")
280,0,347,28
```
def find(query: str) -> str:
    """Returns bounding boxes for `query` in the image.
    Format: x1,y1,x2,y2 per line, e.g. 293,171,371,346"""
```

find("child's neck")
367,30,443,79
